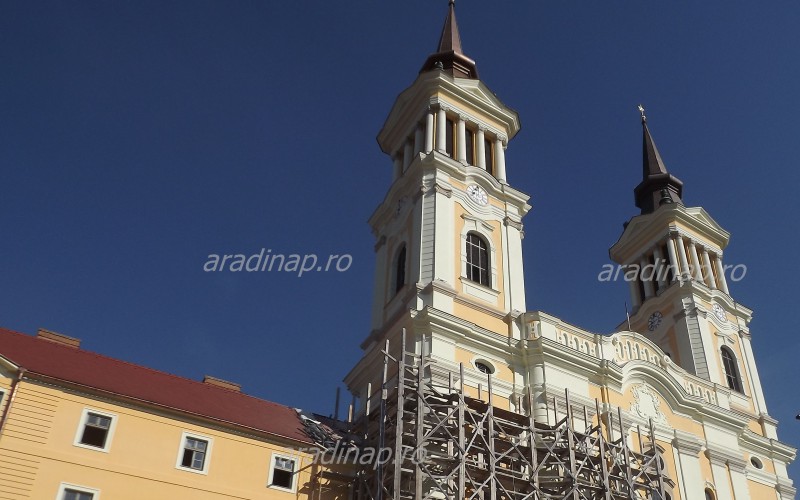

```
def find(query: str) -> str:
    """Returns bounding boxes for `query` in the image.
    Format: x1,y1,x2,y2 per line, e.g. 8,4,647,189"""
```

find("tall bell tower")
610,107,772,427
347,1,531,411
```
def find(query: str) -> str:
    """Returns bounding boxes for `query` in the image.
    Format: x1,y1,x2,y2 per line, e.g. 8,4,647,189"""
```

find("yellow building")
0,328,351,499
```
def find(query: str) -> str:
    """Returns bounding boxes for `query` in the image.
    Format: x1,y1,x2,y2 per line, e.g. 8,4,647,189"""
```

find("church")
342,2,796,499
0,2,794,499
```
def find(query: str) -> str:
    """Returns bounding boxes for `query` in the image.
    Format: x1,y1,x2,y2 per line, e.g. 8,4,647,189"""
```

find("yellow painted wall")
0,379,346,500
747,479,779,500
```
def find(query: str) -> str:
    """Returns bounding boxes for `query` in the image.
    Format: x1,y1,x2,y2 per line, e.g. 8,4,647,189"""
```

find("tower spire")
633,105,684,214
420,1,479,79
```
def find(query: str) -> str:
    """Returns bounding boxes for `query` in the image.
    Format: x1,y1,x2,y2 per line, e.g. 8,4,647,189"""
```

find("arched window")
721,346,743,393
394,245,406,293
705,487,716,500
466,233,490,287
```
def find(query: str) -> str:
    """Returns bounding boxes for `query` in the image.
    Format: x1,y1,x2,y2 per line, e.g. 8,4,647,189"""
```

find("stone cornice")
740,429,797,462
610,204,730,265
461,213,494,233
672,429,705,454
452,291,507,321
414,307,519,359
705,445,745,467
503,216,523,232
377,71,520,158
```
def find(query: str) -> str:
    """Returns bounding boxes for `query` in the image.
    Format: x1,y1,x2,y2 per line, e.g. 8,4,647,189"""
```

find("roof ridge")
0,327,293,411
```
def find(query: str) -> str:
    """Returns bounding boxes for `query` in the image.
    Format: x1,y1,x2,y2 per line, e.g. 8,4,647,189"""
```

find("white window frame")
175,431,213,475
459,215,499,303
56,482,100,500
72,408,117,453
267,452,299,493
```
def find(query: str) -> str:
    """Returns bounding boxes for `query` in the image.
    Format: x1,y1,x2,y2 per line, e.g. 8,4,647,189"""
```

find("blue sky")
2,0,798,478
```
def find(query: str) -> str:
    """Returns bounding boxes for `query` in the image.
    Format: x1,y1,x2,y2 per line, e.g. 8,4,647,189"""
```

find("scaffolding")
344,332,672,500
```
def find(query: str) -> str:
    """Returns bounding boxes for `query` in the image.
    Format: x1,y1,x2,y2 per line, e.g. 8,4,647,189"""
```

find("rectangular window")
80,413,111,448
57,483,99,500
465,128,475,165
73,408,116,452
175,432,213,474
63,490,94,500
182,438,208,470
269,454,297,492
484,138,493,174
445,118,454,157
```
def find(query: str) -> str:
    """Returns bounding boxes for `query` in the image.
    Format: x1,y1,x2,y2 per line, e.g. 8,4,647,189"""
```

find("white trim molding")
267,451,300,493
72,407,118,453
56,482,101,500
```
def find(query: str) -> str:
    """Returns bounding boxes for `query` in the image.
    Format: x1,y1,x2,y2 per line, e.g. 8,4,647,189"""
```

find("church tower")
610,107,773,433
346,0,530,413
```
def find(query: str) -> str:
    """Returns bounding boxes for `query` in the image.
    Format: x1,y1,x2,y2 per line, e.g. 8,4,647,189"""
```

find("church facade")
344,3,796,499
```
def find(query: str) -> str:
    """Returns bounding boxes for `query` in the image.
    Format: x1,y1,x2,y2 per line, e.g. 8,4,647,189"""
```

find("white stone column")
675,235,691,280
530,361,548,423
702,249,716,290
436,107,447,153
392,155,402,181
714,255,730,294
503,216,526,314
640,257,655,299
739,330,768,415
414,123,424,155
495,137,507,182
688,241,702,281
476,128,486,170
728,459,751,499
672,432,706,500
629,276,642,309
424,109,434,153
456,116,467,163
370,236,388,331
403,140,413,171
653,246,667,291
665,237,679,281
706,451,735,500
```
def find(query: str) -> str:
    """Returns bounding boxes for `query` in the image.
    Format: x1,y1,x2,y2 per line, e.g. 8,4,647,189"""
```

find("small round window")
750,456,764,469
474,361,494,374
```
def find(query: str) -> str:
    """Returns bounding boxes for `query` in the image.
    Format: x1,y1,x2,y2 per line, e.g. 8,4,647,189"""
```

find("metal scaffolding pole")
343,338,673,500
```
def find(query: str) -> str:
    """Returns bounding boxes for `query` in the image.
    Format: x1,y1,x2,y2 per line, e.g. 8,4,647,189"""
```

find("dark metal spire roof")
420,1,479,79
634,106,684,214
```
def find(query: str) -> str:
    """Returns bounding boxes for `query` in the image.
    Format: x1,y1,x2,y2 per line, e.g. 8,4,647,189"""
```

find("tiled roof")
0,327,312,444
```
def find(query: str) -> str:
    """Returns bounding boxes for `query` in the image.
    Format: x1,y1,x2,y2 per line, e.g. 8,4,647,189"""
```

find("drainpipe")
0,368,26,439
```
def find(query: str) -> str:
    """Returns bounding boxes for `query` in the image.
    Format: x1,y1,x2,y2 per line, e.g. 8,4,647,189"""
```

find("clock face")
712,303,727,322
467,184,488,206
648,311,662,331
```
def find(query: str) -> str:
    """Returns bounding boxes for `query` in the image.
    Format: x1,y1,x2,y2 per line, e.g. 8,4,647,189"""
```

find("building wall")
0,376,343,500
